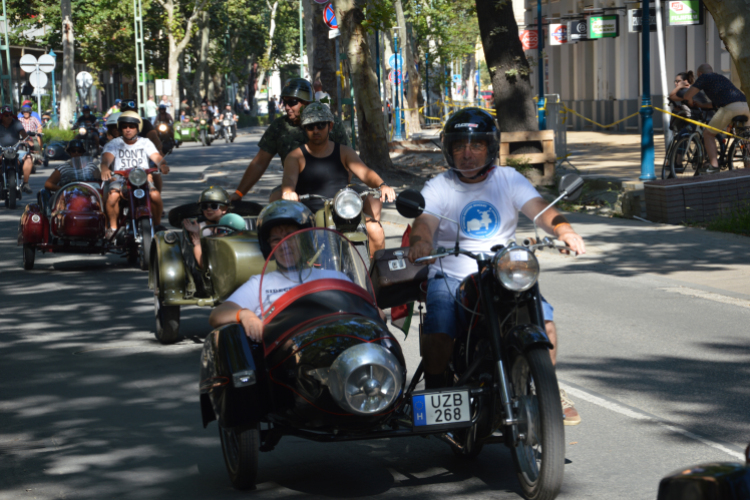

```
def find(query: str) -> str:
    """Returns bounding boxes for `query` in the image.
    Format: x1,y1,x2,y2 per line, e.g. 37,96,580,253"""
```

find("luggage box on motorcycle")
370,246,429,309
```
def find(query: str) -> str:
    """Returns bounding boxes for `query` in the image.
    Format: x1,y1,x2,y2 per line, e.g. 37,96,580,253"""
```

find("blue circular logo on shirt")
460,201,500,239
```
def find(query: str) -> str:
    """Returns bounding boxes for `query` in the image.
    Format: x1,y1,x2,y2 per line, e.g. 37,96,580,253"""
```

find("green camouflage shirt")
258,115,349,164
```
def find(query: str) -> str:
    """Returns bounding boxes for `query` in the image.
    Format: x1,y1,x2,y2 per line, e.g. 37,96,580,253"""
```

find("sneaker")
22,182,32,194
560,389,581,426
105,227,116,240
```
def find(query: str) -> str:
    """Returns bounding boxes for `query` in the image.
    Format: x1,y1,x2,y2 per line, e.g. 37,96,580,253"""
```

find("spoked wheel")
450,415,485,459
219,423,259,490
138,219,153,271
7,174,16,209
669,135,703,178
22,243,35,270
153,257,181,344
509,347,565,500
727,138,750,170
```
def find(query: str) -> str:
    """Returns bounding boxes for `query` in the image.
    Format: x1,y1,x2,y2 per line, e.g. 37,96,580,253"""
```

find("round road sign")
388,70,402,85
29,70,47,88
37,54,56,73
388,54,404,70
324,4,337,29
76,71,93,89
19,54,37,73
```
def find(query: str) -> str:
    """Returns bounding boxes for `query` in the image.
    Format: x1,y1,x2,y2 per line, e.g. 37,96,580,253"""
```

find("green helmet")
280,78,314,103
301,102,334,126
198,186,230,205
218,213,246,231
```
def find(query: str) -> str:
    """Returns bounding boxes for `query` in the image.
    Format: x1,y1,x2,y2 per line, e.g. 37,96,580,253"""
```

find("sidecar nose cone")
364,378,381,397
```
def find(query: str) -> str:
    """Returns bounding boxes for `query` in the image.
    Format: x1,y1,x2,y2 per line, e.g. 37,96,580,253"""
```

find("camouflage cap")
301,102,334,126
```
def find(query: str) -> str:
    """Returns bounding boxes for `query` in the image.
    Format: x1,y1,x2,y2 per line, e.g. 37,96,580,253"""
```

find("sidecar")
148,200,264,344
18,180,107,270
44,140,70,167
657,446,750,500
174,120,198,143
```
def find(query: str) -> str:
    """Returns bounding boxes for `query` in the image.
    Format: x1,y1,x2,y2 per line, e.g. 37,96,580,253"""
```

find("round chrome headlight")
158,124,168,132
327,344,403,415
333,188,363,220
223,119,231,126
78,127,87,135
493,247,540,292
200,119,206,125
5,147,17,159
129,168,148,187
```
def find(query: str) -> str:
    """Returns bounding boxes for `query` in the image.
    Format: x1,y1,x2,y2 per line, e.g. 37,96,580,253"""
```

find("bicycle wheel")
727,138,750,170
662,142,676,179
669,134,703,178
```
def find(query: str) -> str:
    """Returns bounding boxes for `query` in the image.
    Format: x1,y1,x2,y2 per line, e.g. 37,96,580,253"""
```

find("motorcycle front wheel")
509,347,565,500
200,130,207,147
23,243,35,270
138,219,152,271
219,423,259,490
7,173,16,209
153,256,181,344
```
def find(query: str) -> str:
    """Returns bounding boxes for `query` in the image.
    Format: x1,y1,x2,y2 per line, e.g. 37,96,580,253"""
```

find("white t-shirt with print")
421,167,541,280
102,136,158,171
226,268,351,317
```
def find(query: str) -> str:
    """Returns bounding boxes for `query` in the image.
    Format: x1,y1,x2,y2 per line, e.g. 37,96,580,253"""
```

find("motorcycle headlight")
47,148,54,157
325,344,403,415
129,168,148,187
5,147,16,159
158,124,168,132
333,188,362,220
200,119,206,125
493,246,539,292
223,120,230,126
78,127,87,135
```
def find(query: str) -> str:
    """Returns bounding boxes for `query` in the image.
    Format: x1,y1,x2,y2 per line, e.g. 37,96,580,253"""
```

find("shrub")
42,127,77,145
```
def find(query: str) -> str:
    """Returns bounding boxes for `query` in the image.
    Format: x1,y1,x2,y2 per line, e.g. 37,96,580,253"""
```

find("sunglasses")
201,203,226,211
304,122,328,132
120,123,138,129
69,148,85,154
120,100,137,109
283,98,301,107
1,113,11,117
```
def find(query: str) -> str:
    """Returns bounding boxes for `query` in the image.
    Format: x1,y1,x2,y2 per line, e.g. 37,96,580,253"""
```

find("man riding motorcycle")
0,105,34,194
279,102,395,256
218,103,238,140
208,200,316,342
406,108,586,424
74,105,100,153
118,100,163,154
229,78,349,203
195,102,215,136
100,111,169,238
18,105,43,158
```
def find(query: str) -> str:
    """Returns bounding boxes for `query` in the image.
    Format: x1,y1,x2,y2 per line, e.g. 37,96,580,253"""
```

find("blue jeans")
423,275,554,339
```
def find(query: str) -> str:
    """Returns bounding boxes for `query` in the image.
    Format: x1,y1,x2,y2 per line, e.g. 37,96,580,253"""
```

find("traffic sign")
29,70,47,88
550,24,567,45
520,29,538,51
76,71,93,89
323,4,337,29
389,70,402,85
20,54,38,73
37,54,55,73
388,54,404,70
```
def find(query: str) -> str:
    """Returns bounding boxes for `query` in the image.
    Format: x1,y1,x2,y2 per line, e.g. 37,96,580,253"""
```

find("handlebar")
412,237,570,265
297,188,382,202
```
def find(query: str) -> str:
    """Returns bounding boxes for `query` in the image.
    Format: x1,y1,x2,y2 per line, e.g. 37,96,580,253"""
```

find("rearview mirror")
558,174,584,202
395,189,425,219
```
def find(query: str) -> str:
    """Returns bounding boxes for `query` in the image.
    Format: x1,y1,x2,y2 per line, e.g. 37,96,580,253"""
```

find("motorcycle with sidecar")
174,119,198,145
18,163,160,271
149,200,264,344
200,174,583,499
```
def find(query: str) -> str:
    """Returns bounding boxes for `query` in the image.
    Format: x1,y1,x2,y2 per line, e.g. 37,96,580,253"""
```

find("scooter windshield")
259,228,374,316
70,156,94,170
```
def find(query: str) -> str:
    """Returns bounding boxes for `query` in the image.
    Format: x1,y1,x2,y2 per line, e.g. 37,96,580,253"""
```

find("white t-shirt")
102,137,158,171
226,268,351,317
421,167,541,280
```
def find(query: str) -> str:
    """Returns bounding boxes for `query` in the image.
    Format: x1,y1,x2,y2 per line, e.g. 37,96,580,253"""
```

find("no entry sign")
389,70,402,85
550,24,567,45
323,4,337,29
520,30,538,51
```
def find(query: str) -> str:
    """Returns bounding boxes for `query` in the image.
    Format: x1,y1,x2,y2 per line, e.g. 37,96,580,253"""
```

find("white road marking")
662,286,750,309
559,383,746,461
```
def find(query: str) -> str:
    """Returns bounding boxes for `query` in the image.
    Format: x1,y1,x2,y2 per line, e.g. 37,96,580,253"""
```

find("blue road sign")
323,4,337,29
388,54,404,69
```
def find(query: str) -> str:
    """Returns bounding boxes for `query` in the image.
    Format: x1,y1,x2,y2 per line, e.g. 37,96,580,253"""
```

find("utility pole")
60,0,75,130
134,0,147,116
299,0,304,77
639,1,655,180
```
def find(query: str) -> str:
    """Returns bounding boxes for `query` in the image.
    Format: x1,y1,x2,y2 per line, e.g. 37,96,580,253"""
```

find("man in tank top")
279,102,396,255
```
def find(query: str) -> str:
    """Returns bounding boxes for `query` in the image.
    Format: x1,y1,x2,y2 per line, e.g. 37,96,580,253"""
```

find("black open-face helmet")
441,107,500,179
257,200,315,258
280,78,314,103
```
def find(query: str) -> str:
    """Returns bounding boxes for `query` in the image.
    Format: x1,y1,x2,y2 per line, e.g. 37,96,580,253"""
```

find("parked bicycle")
663,115,750,179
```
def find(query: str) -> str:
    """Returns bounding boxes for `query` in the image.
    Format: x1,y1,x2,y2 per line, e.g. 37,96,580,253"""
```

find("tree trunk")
394,0,422,135
475,0,537,132
60,0,75,131
464,52,476,103
190,11,210,105
334,0,392,169
257,0,279,90
312,1,338,111
703,0,750,97
303,0,315,79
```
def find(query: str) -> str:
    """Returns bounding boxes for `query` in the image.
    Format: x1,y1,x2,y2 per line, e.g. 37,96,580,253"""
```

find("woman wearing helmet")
406,108,585,422
208,200,316,341
99,111,169,238
43,139,100,192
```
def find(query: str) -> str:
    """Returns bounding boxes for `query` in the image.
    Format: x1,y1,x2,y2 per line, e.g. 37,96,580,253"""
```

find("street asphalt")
0,128,748,499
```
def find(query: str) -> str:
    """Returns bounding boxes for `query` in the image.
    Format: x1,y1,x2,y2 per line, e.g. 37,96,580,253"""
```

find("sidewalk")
565,131,668,181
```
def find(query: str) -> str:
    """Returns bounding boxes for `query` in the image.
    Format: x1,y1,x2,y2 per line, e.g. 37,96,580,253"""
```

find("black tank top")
297,143,349,213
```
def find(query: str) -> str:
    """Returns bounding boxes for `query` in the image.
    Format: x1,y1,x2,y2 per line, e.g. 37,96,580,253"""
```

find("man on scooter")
100,111,169,239
0,105,34,194
279,102,395,256
406,108,586,424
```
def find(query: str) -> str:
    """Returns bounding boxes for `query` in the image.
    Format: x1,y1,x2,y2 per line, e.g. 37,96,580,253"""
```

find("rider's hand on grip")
101,169,112,181
282,191,299,202
555,231,586,256
408,240,435,264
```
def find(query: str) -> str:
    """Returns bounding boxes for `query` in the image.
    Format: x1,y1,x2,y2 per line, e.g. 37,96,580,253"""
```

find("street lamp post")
639,2,655,180
392,27,403,141
49,49,57,122
299,0,304,78
537,0,545,130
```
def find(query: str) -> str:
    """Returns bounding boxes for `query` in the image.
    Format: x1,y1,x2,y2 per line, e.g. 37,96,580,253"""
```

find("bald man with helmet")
100,111,169,238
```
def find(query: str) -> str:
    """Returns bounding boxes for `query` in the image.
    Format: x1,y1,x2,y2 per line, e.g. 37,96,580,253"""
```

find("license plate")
412,389,471,427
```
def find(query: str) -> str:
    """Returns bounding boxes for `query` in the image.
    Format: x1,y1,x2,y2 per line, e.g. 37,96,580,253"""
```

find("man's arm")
146,130,163,155
280,149,303,201
520,197,586,255
341,146,395,202
149,151,169,174
407,213,440,263
44,170,62,191
682,86,700,107
209,301,264,342
100,152,115,180
230,149,275,200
